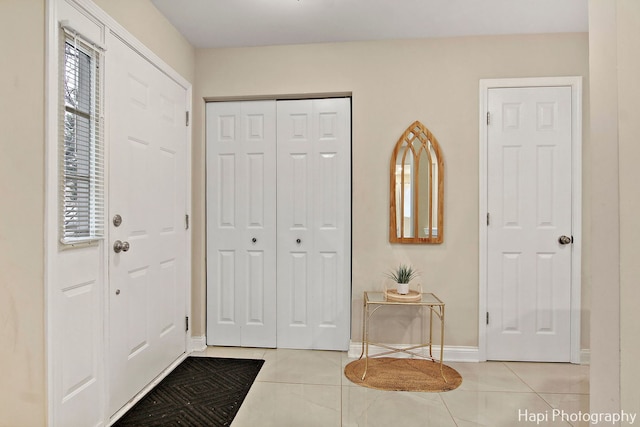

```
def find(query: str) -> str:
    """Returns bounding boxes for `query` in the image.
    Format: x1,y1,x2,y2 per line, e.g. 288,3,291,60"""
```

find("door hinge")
486,312,489,325
185,214,189,230
185,316,189,332
487,112,490,125
487,212,490,226
186,111,190,127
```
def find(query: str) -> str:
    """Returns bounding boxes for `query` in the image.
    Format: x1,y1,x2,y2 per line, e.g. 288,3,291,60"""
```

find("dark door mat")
113,357,265,426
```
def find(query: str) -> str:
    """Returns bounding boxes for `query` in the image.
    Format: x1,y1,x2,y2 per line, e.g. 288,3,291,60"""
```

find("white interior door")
108,35,188,415
206,101,277,347
486,86,572,361
276,98,351,351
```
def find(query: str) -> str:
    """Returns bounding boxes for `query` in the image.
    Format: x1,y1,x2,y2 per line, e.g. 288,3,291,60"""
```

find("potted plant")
386,264,419,295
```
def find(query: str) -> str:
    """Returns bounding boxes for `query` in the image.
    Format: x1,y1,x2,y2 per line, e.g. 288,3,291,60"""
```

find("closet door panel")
311,98,351,350
240,101,278,347
277,98,351,350
207,102,241,345
206,101,277,347
277,101,314,348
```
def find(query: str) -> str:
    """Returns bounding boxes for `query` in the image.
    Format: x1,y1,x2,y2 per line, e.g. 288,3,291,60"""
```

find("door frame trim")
478,77,583,363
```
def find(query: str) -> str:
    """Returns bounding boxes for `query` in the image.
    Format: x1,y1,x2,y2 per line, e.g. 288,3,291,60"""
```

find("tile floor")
192,347,589,427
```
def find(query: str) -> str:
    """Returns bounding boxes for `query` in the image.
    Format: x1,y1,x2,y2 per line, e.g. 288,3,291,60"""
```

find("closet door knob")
296,239,301,244
252,237,257,244
558,235,572,245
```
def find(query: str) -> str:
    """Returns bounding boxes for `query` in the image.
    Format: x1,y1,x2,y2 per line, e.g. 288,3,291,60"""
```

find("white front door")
276,98,351,351
486,86,573,361
206,101,278,347
107,35,188,415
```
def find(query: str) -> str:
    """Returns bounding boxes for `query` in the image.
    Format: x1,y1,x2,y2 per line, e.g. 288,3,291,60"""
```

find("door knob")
113,240,131,253
252,237,257,244
296,239,301,244
558,235,572,245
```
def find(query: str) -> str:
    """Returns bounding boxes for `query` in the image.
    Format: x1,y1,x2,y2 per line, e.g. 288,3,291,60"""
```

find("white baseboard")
188,335,207,353
348,342,480,362
186,339,586,364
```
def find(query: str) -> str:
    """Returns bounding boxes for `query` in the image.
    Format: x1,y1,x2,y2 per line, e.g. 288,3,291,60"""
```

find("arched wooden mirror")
389,121,444,243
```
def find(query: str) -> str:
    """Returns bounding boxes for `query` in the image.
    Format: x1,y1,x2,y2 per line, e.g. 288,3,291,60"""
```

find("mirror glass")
390,121,444,243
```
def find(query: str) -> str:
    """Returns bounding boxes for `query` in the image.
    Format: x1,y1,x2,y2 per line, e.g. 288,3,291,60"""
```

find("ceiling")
151,0,588,49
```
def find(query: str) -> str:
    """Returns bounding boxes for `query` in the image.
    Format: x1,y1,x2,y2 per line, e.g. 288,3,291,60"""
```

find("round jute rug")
344,357,462,392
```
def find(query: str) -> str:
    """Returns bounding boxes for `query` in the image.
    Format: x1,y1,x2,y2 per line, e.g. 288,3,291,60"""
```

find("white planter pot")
396,282,410,295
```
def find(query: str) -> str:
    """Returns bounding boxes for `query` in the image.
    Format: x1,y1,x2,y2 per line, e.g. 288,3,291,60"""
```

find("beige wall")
608,0,640,413
589,0,640,416
192,33,591,348
589,0,640,413
0,0,194,425
588,0,622,414
617,0,640,417
0,1,46,425
92,0,195,83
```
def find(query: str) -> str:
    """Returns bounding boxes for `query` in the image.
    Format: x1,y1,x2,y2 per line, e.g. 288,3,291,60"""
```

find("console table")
359,291,446,381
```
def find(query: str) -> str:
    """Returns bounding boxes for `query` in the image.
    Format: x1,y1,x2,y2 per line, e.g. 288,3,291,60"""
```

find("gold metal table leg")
440,305,446,382
362,299,369,380
429,306,434,359
359,297,365,360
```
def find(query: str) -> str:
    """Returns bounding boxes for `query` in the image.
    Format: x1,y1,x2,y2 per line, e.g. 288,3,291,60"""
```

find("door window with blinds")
60,29,104,244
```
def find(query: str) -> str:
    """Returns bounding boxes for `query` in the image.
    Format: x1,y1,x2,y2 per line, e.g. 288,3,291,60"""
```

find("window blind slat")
60,32,104,244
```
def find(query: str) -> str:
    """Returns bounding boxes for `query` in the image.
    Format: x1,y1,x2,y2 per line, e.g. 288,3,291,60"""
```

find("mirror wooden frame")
389,121,444,244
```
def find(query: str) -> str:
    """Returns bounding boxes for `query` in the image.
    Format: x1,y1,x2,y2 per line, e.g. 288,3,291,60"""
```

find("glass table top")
364,291,443,305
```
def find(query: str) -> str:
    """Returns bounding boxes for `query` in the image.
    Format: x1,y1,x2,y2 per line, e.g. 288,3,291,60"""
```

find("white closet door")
206,101,277,347
276,98,351,351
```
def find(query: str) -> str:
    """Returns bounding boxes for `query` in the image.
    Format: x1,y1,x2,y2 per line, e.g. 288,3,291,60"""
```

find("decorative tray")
384,289,422,302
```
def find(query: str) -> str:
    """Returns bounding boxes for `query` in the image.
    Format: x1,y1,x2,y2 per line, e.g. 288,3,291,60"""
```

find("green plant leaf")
385,264,419,284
